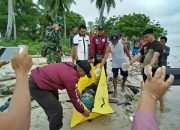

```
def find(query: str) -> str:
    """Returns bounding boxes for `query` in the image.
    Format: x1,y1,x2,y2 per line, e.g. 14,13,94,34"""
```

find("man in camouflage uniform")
44,16,63,64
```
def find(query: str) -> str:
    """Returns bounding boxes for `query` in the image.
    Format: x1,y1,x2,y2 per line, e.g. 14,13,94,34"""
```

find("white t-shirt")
73,34,90,60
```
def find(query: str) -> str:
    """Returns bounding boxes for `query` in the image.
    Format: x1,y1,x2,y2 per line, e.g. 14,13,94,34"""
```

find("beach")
0,55,180,130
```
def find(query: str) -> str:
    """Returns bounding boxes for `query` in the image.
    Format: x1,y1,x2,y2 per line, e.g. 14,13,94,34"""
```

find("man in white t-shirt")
73,25,90,62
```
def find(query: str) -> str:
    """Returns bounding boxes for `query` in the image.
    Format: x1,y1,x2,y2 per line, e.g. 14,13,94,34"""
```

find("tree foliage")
104,13,167,39
66,11,86,36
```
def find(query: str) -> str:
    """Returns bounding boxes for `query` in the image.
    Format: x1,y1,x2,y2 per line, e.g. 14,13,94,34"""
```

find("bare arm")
122,41,131,61
0,46,32,130
130,53,142,65
149,52,160,67
99,46,111,69
74,45,78,61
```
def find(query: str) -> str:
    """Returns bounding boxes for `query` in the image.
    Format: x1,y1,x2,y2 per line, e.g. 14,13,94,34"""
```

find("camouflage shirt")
43,27,62,63
44,27,61,48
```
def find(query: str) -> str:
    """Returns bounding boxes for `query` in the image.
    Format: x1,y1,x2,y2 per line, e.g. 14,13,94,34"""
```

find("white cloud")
71,0,180,44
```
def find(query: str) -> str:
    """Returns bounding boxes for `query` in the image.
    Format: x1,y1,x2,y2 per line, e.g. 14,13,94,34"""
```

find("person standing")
69,26,78,63
42,16,63,64
73,24,90,62
29,60,91,130
95,33,131,97
130,28,163,82
160,36,170,67
90,25,109,75
130,28,165,112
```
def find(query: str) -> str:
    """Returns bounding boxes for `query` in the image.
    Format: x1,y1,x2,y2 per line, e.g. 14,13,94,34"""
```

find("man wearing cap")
95,34,131,97
29,60,91,130
69,26,78,63
42,16,63,64
90,25,109,75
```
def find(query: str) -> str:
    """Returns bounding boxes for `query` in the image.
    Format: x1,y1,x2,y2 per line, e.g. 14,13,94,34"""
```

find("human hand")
82,110,89,117
11,45,32,75
0,61,9,68
94,67,101,77
144,65,152,82
143,66,174,100
121,63,130,71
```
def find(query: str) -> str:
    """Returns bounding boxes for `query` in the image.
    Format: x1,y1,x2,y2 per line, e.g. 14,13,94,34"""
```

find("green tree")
91,0,122,25
66,11,86,36
38,0,76,39
104,13,167,39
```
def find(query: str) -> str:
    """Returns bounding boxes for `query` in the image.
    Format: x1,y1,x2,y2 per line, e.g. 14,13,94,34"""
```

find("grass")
0,39,71,55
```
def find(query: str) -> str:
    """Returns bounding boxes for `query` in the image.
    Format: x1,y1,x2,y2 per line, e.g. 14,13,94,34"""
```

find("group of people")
0,17,174,130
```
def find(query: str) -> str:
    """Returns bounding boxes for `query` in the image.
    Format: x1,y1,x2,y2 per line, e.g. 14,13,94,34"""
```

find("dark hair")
143,28,154,35
110,33,119,41
160,36,167,42
79,24,87,30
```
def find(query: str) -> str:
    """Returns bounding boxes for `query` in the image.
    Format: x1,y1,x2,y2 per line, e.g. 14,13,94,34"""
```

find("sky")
70,0,180,45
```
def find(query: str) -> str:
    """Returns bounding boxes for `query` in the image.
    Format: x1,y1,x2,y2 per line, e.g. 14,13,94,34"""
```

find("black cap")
98,25,104,30
110,33,119,41
77,60,91,78
143,28,154,35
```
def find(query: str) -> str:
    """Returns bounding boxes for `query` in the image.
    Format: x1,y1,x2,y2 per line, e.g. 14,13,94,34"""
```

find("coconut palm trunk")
98,0,106,25
13,11,17,40
5,0,13,40
64,14,67,40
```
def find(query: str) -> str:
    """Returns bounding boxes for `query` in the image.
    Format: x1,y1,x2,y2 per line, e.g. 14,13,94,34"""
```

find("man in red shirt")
90,25,109,75
29,60,91,130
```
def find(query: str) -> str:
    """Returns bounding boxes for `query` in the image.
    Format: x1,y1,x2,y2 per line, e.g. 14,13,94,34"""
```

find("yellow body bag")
70,65,114,127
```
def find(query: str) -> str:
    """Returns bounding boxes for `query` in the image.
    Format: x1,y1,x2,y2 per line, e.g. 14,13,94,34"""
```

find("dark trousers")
29,76,63,130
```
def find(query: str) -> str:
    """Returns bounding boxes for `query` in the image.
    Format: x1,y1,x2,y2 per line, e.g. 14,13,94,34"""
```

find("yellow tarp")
70,64,114,127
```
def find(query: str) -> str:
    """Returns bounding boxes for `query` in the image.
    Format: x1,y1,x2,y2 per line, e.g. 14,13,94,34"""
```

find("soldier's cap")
143,28,154,35
53,16,64,27
98,25,104,30
110,33,119,41
76,60,92,78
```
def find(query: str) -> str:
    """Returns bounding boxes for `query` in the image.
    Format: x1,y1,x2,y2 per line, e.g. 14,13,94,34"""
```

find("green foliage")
104,13,167,39
91,0,119,13
0,0,48,40
66,11,86,36
0,40,44,55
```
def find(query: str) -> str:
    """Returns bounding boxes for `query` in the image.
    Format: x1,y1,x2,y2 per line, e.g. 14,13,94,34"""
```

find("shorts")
112,68,128,78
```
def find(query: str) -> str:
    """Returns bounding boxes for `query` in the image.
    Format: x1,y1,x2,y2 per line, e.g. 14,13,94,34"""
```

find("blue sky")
70,0,180,45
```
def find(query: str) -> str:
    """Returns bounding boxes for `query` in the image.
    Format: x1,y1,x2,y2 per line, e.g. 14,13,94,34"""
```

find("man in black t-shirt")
130,28,165,112
130,28,163,81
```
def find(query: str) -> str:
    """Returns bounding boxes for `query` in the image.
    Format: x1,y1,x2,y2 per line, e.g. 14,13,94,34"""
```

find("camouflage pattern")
44,27,62,64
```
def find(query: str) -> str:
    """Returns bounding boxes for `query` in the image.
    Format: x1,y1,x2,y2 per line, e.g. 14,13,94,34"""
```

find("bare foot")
160,107,166,112
113,92,117,97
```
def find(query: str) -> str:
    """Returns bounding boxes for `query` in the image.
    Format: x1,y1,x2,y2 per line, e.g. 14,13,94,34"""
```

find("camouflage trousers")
47,51,62,64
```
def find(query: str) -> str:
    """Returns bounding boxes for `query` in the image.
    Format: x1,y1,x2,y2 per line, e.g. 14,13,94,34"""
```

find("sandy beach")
0,56,180,130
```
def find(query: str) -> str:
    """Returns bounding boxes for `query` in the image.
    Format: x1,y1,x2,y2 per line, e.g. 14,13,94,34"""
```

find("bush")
0,39,44,55
0,39,71,55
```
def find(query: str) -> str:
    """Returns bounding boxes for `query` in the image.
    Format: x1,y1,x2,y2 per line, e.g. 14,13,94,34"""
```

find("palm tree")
91,0,122,25
5,0,13,40
38,0,76,39
5,0,25,40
